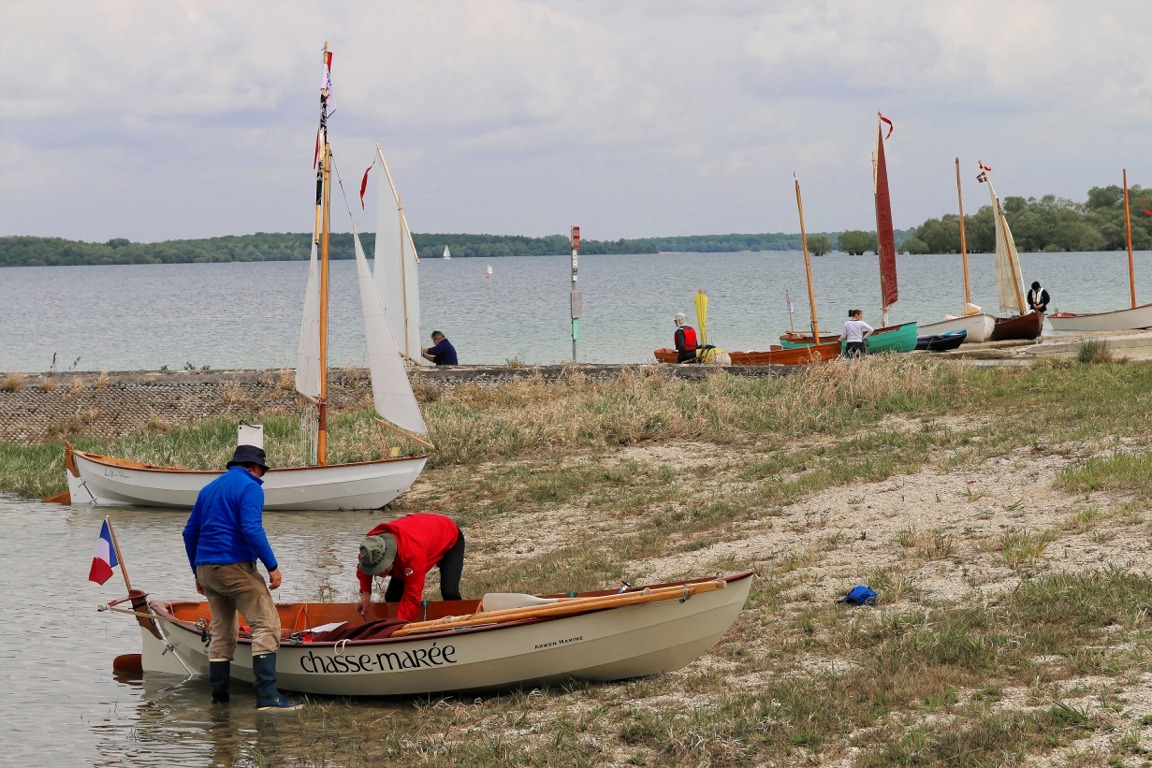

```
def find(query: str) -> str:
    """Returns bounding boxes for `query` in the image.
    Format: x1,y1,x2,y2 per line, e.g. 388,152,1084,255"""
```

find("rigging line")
330,156,361,235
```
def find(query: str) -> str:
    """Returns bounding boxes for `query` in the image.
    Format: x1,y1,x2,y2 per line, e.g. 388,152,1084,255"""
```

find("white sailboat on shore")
917,158,997,343
62,44,431,512
1048,169,1152,331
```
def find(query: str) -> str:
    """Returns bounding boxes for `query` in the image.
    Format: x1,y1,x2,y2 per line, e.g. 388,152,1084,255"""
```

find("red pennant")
878,112,893,140
360,165,372,209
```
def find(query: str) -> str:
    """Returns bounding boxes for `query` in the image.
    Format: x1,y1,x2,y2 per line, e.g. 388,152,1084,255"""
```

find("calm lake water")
3,250,1151,373
0,494,408,767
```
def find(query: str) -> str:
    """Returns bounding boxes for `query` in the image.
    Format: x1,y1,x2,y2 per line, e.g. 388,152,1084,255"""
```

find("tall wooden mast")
313,42,333,465
955,158,972,305
794,176,820,341
1124,168,1137,309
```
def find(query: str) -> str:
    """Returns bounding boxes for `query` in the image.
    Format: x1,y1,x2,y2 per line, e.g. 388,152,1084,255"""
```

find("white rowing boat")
110,571,753,696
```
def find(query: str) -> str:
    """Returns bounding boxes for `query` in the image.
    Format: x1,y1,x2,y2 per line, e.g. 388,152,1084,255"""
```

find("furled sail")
372,146,422,361
874,115,898,315
295,240,322,401
354,232,429,437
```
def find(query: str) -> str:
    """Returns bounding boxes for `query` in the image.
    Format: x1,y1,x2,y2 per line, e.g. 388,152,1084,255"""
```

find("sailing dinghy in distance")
63,44,431,512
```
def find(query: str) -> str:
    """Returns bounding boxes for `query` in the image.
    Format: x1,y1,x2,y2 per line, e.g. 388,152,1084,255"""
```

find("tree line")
2,184,1149,267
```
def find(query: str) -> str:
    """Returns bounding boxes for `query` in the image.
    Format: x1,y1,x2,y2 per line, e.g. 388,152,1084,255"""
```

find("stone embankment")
0,364,780,443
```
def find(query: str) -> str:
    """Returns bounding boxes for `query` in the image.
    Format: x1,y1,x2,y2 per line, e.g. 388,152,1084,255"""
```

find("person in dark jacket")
421,330,458,366
673,312,699,363
356,513,465,622
182,445,301,711
1027,281,1050,313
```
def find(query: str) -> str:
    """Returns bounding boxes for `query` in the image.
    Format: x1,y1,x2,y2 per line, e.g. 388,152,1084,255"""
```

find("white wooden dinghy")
107,571,753,697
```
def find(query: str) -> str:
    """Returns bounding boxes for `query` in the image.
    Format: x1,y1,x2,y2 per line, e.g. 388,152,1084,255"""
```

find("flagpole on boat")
955,158,972,306
314,41,333,465
794,175,820,342
1124,169,1136,309
105,516,133,595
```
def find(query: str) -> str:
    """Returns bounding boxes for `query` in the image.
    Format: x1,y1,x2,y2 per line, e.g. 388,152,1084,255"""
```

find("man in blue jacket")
421,330,458,366
182,444,301,711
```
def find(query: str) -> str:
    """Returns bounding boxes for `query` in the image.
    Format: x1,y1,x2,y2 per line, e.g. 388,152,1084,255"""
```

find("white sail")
355,232,429,437
372,145,422,361
295,240,323,400
985,177,1026,313
443,245,451,260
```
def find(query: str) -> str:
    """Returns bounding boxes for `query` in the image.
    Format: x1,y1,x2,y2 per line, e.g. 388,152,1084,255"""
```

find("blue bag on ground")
837,585,877,606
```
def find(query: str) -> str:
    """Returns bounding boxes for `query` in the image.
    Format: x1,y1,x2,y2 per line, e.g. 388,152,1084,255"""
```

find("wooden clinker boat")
988,312,1043,341
1047,304,1152,332
778,321,919,354
115,571,753,697
653,342,840,366
65,444,427,512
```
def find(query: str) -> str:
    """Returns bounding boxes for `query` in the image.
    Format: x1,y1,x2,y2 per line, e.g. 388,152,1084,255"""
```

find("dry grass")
12,357,1152,765
1,372,26,392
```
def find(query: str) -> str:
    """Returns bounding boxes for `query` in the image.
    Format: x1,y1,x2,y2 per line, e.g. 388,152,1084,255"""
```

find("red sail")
874,117,898,311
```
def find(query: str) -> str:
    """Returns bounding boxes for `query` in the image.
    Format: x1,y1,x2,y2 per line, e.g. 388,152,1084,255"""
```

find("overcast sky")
3,1,1150,245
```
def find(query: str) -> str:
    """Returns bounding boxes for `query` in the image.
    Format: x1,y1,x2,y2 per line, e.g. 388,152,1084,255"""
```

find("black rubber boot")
252,653,303,711
209,659,230,703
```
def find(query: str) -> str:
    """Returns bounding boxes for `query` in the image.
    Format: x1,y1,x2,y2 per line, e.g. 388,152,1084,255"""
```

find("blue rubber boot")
252,653,303,711
209,659,230,703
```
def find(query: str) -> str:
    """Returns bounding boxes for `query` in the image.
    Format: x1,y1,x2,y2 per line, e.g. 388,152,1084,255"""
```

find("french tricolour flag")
89,519,119,585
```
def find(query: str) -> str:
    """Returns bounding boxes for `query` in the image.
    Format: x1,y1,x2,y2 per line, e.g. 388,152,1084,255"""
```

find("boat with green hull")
779,320,919,354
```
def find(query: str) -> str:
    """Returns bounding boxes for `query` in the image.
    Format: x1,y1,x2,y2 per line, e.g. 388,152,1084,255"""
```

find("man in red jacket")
355,513,465,622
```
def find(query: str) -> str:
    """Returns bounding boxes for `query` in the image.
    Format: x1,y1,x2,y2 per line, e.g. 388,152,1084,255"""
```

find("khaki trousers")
196,562,282,658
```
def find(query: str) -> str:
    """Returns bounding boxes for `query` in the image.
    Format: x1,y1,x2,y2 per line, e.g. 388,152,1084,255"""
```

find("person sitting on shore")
673,312,700,363
421,331,458,366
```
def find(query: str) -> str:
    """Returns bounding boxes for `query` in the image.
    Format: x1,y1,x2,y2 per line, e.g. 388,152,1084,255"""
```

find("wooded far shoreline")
2,182,1148,267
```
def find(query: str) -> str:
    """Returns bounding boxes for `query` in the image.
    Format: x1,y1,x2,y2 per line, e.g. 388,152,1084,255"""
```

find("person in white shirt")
840,309,873,358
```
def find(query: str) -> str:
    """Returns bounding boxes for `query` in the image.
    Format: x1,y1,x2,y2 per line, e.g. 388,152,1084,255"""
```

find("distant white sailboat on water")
443,245,451,260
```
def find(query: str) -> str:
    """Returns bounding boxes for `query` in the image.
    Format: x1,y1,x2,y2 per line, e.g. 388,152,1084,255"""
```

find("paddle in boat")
977,161,1043,341
917,158,998,343
97,514,754,697
60,44,432,512
1048,169,1152,332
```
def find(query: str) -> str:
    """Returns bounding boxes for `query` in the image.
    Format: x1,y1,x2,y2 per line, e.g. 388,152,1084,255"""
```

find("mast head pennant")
878,112,893,140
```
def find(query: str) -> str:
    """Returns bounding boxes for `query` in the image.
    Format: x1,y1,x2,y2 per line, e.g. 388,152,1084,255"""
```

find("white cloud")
2,0,1151,242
